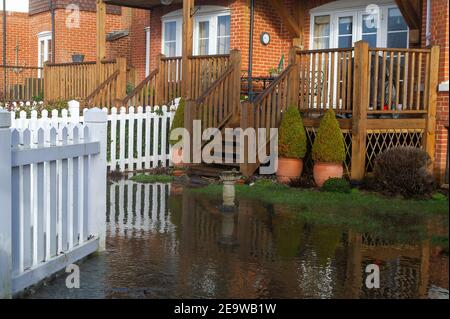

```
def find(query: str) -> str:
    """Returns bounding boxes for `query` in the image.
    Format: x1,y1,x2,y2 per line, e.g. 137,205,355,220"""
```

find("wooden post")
184,99,197,164
96,0,106,62
85,108,107,251
230,50,242,115
116,57,127,101
351,41,369,181
288,47,299,107
182,0,194,100
424,45,440,174
0,109,12,298
156,54,165,105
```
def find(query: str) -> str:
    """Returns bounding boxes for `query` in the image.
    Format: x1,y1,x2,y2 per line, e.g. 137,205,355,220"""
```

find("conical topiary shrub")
276,106,307,183
278,106,307,158
312,109,345,163
311,109,345,187
169,98,185,146
169,98,185,167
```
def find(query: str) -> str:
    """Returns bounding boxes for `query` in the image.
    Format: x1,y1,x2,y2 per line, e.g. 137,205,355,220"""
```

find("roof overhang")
103,0,182,10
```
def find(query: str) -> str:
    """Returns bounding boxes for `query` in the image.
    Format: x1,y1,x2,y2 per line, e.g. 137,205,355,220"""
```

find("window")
313,15,331,49
387,8,408,48
162,7,231,56
197,21,210,55
310,4,408,49
38,31,52,77
217,15,230,54
361,13,378,48
337,16,353,48
163,21,179,57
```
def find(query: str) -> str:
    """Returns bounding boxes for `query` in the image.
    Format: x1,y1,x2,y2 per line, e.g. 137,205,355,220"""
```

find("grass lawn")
130,173,174,183
191,181,449,248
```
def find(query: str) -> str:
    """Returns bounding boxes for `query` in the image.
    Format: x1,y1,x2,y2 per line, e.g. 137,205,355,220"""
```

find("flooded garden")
28,179,448,299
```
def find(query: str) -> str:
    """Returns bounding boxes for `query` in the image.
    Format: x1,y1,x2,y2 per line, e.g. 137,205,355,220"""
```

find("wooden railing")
43,58,127,103
122,69,158,108
368,47,432,114
296,48,354,114
191,50,241,132
158,56,182,105
83,70,120,108
0,65,43,102
188,54,231,100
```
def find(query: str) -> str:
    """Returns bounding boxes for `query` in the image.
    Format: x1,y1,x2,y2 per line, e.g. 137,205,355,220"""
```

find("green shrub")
321,178,351,193
373,146,435,198
169,98,185,146
312,109,345,163
278,106,307,159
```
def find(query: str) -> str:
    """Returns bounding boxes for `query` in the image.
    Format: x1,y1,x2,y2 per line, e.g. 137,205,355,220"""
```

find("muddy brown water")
27,181,449,299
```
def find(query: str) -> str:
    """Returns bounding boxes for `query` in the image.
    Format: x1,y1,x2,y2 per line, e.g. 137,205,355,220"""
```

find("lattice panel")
305,127,352,176
365,129,425,172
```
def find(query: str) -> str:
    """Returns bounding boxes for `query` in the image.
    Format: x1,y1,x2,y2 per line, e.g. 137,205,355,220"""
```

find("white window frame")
309,3,409,50
162,18,182,57
37,31,52,77
161,6,231,57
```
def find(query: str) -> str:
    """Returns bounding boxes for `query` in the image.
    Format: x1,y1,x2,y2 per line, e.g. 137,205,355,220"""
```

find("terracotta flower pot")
313,162,343,187
172,170,184,177
276,158,303,184
172,148,185,167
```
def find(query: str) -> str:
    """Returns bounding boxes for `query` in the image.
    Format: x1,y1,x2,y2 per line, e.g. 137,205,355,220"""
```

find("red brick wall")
129,9,150,83
422,0,449,183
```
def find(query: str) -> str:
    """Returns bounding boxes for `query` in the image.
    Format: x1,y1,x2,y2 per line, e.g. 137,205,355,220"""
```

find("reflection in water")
28,181,448,299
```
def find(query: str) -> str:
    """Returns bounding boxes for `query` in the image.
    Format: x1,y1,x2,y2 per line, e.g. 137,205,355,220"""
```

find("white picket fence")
8,99,177,172
0,108,107,298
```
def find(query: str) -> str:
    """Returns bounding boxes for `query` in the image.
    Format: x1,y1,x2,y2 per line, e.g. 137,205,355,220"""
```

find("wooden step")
187,164,240,178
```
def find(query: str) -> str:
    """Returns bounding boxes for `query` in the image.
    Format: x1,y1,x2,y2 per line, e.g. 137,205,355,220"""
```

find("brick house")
1,0,448,183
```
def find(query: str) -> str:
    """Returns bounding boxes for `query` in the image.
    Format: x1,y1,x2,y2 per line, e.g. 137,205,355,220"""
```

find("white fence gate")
0,108,107,298
8,100,177,172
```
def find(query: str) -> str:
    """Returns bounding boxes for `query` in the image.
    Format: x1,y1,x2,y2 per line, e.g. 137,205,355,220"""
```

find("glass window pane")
47,39,52,62
199,21,209,39
314,15,330,38
218,15,230,37
362,14,378,33
165,42,176,57
198,39,209,55
388,8,407,31
313,37,329,49
338,17,353,35
387,32,408,48
164,21,176,41
362,34,377,48
338,36,352,48
217,37,230,54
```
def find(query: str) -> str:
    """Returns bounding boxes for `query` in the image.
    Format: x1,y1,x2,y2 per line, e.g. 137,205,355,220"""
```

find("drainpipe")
425,0,431,46
2,0,6,103
247,0,254,102
49,0,55,63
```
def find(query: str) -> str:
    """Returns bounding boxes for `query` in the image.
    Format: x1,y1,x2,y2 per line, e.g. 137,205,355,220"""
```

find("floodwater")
28,180,449,299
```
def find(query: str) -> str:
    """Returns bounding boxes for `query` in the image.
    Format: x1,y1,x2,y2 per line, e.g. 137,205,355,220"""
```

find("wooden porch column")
351,41,369,181
288,47,299,106
182,0,194,100
96,0,106,62
424,45,440,174
116,57,127,101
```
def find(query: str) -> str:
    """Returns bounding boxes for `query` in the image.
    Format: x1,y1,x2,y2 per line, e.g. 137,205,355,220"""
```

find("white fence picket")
0,108,107,297
8,100,178,173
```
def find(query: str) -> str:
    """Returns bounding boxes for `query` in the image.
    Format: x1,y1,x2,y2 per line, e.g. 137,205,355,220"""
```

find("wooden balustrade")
83,70,120,108
368,47,432,114
188,54,231,100
296,48,354,113
158,56,182,105
43,58,127,103
193,51,241,132
0,65,43,102
122,69,158,108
